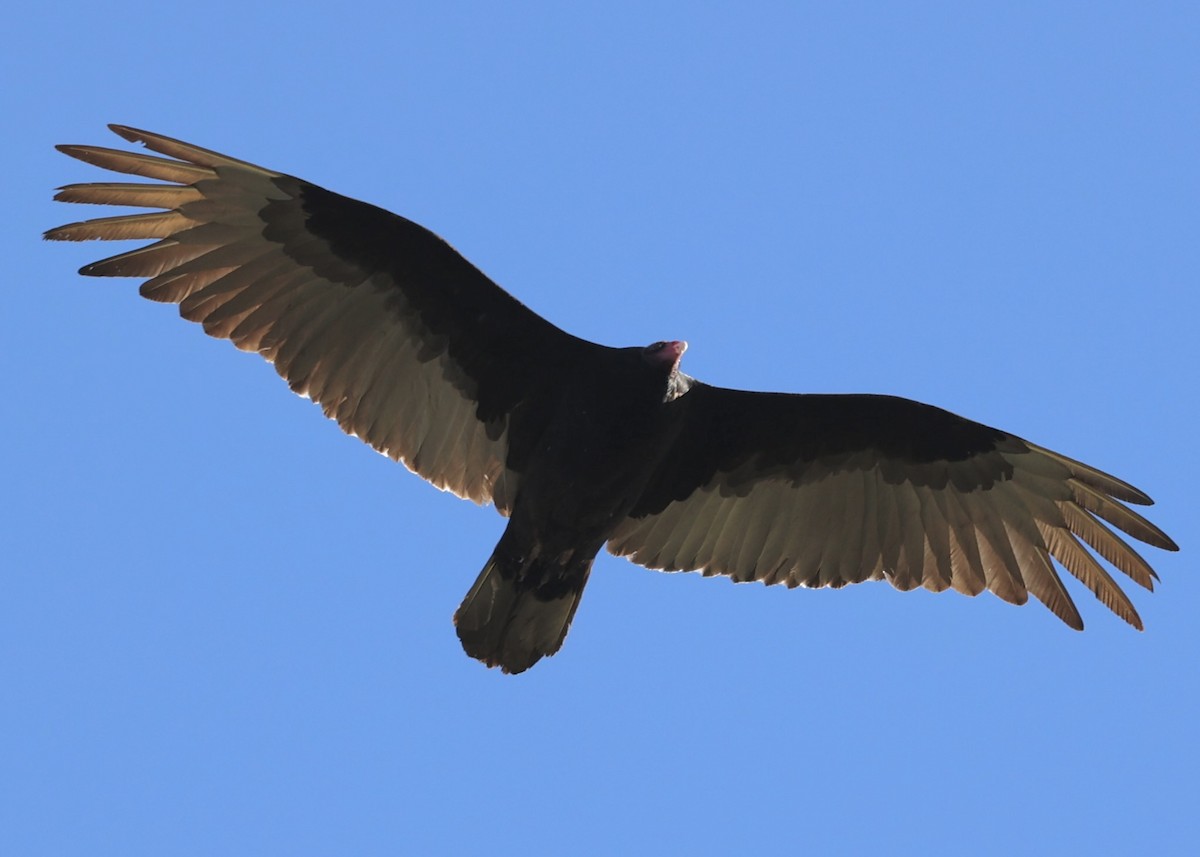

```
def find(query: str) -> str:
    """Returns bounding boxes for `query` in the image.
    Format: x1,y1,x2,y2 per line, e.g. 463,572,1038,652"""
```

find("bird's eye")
647,341,665,352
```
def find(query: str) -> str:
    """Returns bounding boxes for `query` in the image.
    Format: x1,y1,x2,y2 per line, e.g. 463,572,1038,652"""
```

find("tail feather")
454,551,589,674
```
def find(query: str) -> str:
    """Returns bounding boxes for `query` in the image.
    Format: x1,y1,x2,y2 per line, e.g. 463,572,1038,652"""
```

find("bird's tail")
454,547,590,674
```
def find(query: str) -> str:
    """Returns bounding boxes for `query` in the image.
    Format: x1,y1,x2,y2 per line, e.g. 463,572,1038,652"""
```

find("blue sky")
5,2,1197,854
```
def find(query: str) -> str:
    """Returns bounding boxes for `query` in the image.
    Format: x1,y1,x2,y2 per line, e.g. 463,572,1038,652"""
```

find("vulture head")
641,340,691,401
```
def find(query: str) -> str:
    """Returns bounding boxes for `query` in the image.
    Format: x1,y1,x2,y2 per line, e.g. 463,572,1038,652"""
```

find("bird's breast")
514,395,681,539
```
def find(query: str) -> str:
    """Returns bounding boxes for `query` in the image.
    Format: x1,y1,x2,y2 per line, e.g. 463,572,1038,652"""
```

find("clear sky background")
4,3,1197,855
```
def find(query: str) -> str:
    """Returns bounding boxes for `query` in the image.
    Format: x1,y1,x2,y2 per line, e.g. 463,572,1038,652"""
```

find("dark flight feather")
47,125,1178,673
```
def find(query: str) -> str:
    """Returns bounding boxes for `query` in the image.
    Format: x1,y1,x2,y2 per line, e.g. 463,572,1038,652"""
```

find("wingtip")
42,223,76,242
1126,609,1145,632
1120,600,1146,632
108,123,142,142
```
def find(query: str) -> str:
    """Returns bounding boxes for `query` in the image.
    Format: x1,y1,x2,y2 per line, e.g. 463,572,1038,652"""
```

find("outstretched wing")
47,125,599,510
609,385,1177,628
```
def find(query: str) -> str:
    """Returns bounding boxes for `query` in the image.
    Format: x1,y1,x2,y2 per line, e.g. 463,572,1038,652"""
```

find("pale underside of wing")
608,438,1176,629
47,126,518,510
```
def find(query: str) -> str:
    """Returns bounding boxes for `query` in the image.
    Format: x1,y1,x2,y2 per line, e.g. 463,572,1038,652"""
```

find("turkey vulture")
46,125,1177,674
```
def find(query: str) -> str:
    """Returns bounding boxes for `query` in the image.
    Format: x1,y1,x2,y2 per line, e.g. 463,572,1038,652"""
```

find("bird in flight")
47,125,1177,674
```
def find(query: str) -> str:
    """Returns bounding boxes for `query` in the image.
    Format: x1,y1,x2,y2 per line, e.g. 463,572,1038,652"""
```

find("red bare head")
641,340,687,370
